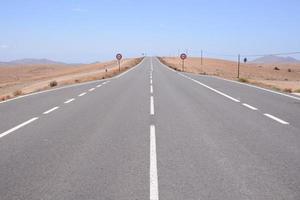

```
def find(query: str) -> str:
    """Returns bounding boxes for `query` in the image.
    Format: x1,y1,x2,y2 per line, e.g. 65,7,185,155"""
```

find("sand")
159,57,300,92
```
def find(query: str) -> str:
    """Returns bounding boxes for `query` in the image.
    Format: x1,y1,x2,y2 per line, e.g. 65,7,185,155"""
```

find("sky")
0,0,300,63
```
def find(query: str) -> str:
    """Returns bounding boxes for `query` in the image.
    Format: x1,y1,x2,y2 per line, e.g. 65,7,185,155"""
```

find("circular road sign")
116,53,122,60
180,53,187,60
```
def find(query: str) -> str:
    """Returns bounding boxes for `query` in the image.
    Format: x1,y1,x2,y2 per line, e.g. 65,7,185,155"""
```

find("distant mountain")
251,55,300,64
8,58,66,65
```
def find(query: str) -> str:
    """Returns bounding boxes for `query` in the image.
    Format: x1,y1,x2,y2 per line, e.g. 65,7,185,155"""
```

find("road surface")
1,57,300,199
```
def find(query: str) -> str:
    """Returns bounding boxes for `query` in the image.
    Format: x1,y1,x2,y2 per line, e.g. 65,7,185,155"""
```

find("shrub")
13,90,22,97
271,86,281,91
75,79,80,83
273,67,280,70
288,68,292,72
294,88,300,93
49,81,58,87
238,78,249,83
283,88,292,93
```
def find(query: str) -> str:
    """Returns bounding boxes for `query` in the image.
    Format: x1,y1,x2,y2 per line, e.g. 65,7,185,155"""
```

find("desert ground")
0,58,142,101
159,57,300,93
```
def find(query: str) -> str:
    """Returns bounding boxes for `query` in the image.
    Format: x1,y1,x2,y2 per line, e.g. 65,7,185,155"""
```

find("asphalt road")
1,57,300,200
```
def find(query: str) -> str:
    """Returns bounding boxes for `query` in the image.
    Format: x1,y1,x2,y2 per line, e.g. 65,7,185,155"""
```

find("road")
1,57,300,200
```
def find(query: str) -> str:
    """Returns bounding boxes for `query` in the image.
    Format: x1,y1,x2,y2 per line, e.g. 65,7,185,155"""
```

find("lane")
178,69,300,128
0,58,150,199
153,57,300,199
0,62,141,134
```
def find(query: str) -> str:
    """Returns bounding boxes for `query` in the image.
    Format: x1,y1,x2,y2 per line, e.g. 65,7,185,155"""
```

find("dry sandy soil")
159,57,300,93
0,58,142,101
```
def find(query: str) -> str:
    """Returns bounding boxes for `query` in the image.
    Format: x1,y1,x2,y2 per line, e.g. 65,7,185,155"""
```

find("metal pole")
182,60,184,72
237,54,240,78
201,50,203,65
118,60,120,72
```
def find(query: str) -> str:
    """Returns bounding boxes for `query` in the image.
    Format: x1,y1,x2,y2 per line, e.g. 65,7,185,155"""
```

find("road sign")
116,53,122,61
180,53,187,60
116,53,122,72
180,53,187,72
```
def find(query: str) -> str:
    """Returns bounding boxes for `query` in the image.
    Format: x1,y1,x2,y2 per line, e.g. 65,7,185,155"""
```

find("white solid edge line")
0,117,39,139
43,106,59,114
264,113,289,125
156,58,240,102
0,58,146,105
155,56,300,102
115,58,145,78
0,78,111,105
78,92,87,97
150,96,155,115
242,103,258,110
89,88,95,92
64,98,75,104
211,76,300,101
150,125,159,200
150,85,153,94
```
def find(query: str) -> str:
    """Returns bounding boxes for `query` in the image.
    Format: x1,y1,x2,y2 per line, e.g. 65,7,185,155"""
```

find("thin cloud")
0,44,8,49
72,8,88,12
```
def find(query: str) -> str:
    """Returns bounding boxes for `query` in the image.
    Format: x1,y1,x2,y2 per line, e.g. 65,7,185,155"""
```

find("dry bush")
238,78,249,83
294,88,300,93
273,67,280,70
49,81,58,87
283,88,292,93
288,68,292,72
13,90,22,97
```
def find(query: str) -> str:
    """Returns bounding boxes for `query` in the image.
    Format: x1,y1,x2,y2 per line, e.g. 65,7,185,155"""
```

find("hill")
251,55,300,64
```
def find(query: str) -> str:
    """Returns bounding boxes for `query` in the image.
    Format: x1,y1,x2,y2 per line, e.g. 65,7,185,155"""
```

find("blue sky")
0,0,300,63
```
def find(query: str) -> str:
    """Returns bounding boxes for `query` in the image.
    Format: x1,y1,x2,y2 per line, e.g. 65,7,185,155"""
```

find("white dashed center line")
150,125,159,200
89,88,95,92
96,84,102,88
242,103,258,110
150,79,153,84
0,117,39,139
78,92,87,97
43,106,59,115
264,114,289,125
150,96,155,115
150,85,153,94
64,98,75,104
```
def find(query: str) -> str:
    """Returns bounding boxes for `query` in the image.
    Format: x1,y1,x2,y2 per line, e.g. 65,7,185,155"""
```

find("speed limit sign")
180,53,187,71
116,53,122,61
116,53,122,72
180,53,187,60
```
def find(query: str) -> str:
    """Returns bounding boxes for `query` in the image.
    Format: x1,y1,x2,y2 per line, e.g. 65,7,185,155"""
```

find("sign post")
116,53,122,72
180,53,187,72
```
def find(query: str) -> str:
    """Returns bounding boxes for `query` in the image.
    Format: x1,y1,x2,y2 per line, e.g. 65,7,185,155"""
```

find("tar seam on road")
43,106,59,115
0,117,39,139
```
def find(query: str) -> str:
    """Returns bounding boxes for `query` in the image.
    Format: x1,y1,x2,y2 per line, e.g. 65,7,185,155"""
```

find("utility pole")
201,50,203,65
237,54,241,79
